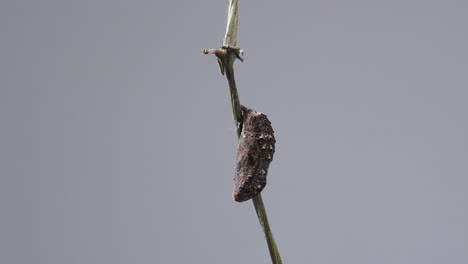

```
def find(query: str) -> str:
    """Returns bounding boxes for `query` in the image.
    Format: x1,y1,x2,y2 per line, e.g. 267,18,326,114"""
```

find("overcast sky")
2,1,468,263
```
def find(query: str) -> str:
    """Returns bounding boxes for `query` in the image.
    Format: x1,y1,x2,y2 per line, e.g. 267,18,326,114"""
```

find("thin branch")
253,195,282,264
223,0,239,48
224,51,243,136
203,1,282,263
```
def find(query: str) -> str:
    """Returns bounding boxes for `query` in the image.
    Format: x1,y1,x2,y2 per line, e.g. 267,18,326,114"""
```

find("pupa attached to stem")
233,105,276,202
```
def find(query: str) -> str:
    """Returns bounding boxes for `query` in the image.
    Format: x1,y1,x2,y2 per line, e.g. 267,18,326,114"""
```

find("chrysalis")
233,105,276,202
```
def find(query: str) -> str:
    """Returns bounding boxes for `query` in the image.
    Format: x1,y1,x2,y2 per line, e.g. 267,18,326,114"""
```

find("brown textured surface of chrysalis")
233,105,276,202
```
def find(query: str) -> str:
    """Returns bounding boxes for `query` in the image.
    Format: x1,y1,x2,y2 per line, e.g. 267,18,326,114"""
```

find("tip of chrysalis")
233,191,249,203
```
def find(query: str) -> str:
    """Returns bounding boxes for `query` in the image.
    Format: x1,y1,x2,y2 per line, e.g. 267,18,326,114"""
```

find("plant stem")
253,194,282,264
203,1,282,263
223,0,239,48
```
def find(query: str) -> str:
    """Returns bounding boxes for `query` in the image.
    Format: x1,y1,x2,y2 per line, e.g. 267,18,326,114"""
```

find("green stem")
224,51,243,136
253,194,283,264
203,1,282,263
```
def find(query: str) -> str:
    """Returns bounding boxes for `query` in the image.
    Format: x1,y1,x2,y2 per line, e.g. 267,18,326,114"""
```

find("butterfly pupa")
233,105,276,202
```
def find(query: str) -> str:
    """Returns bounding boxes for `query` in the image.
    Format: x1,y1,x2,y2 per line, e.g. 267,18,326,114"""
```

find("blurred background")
1,0,467,263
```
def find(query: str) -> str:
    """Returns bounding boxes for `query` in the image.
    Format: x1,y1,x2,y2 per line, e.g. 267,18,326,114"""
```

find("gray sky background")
2,1,468,263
